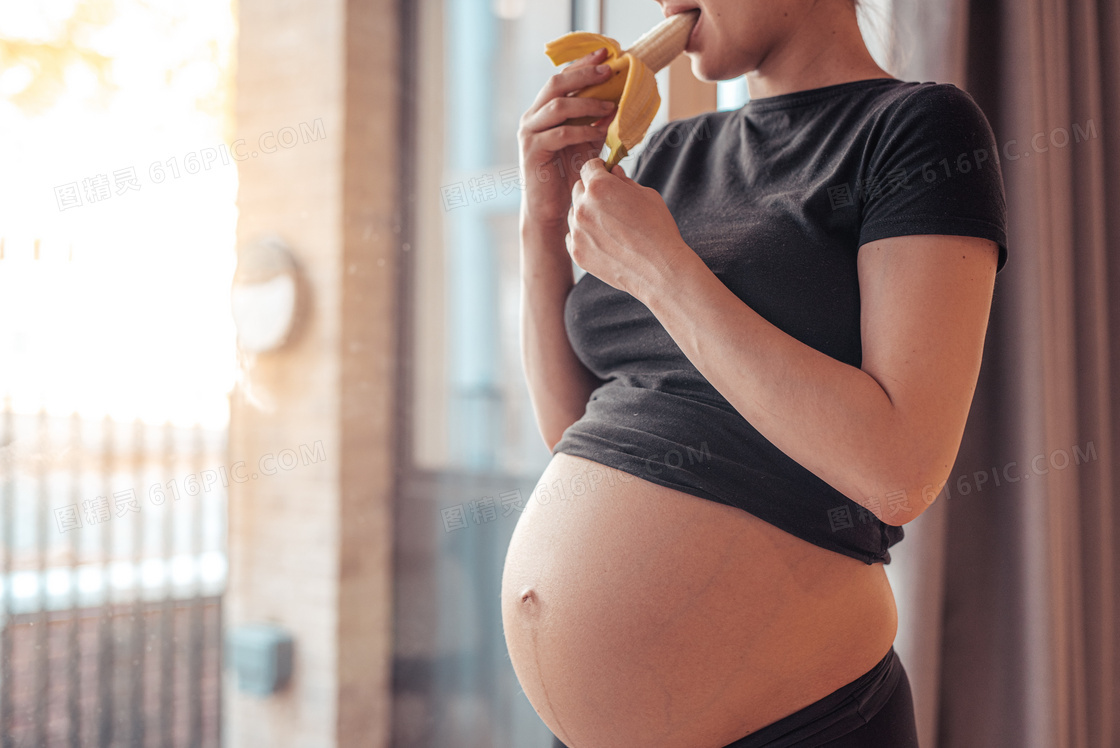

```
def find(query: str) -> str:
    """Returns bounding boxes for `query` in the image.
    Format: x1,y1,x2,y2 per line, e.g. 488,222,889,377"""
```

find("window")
406,0,675,477
395,1,711,744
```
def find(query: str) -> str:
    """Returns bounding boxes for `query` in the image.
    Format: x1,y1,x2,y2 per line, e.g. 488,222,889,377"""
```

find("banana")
545,10,700,170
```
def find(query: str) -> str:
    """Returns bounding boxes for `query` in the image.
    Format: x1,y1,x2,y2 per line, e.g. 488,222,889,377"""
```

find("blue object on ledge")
227,622,294,696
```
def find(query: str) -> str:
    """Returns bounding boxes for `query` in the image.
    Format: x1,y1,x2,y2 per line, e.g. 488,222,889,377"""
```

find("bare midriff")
501,452,899,748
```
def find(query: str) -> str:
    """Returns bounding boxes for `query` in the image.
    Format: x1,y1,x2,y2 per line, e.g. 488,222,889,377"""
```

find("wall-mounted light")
230,235,301,354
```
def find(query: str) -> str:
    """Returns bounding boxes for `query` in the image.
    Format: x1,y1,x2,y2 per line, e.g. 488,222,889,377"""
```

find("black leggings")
550,646,919,748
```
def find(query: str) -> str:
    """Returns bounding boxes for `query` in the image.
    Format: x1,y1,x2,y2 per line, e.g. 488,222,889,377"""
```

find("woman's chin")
682,52,716,83
682,52,740,85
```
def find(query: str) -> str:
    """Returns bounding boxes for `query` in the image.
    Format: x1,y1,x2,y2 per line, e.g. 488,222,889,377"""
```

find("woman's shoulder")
789,80,1001,192
862,80,1002,181
866,80,996,139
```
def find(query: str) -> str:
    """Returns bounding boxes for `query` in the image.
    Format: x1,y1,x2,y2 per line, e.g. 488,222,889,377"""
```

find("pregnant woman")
501,1,1007,746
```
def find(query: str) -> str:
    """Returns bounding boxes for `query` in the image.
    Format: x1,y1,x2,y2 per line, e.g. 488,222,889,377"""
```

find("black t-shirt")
552,78,1008,565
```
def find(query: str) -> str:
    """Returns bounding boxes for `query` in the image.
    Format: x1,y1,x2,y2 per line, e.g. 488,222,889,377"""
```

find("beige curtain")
883,0,1120,746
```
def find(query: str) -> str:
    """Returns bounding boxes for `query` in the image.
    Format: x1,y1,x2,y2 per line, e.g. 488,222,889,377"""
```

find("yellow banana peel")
545,10,699,171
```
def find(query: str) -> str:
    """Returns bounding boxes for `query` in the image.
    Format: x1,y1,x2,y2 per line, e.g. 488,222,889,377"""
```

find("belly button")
519,587,537,605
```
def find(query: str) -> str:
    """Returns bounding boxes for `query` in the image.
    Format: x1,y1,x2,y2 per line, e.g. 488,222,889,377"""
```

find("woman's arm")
565,158,998,525
640,232,998,525
513,47,620,451
520,212,604,451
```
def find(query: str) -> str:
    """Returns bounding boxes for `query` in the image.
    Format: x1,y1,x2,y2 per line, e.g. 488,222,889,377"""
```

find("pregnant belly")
500,452,899,748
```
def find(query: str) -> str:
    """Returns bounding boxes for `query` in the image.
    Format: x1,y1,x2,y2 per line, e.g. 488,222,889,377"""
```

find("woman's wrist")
520,212,575,288
632,238,703,307
520,203,570,241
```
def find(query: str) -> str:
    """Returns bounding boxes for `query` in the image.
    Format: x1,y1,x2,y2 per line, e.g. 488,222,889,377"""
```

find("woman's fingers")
521,95,616,135
525,47,613,116
519,122,609,164
571,175,585,201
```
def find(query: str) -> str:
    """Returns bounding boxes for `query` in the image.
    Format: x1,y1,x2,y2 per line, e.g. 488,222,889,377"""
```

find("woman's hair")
853,0,902,75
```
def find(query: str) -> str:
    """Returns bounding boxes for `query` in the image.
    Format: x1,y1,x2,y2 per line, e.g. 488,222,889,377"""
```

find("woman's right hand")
518,46,618,230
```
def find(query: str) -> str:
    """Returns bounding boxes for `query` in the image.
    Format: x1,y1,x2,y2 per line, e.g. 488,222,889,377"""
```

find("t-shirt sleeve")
858,84,1008,271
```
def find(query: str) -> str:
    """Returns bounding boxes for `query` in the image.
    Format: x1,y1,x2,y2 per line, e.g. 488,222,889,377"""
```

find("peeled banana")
545,10,700,170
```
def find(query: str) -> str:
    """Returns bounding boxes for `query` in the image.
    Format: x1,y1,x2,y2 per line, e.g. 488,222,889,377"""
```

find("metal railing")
0,400,226,747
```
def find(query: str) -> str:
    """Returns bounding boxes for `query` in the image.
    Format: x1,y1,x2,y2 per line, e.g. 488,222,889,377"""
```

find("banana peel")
545,11,698,170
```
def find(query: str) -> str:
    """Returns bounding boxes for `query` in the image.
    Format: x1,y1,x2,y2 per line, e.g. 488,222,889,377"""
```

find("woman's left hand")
566,157,694,302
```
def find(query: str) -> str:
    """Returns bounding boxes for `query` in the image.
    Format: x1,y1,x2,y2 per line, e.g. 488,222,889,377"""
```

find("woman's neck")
745,4,891,100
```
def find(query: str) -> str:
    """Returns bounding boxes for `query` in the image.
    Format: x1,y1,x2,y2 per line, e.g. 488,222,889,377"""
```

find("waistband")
721,646,904,748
